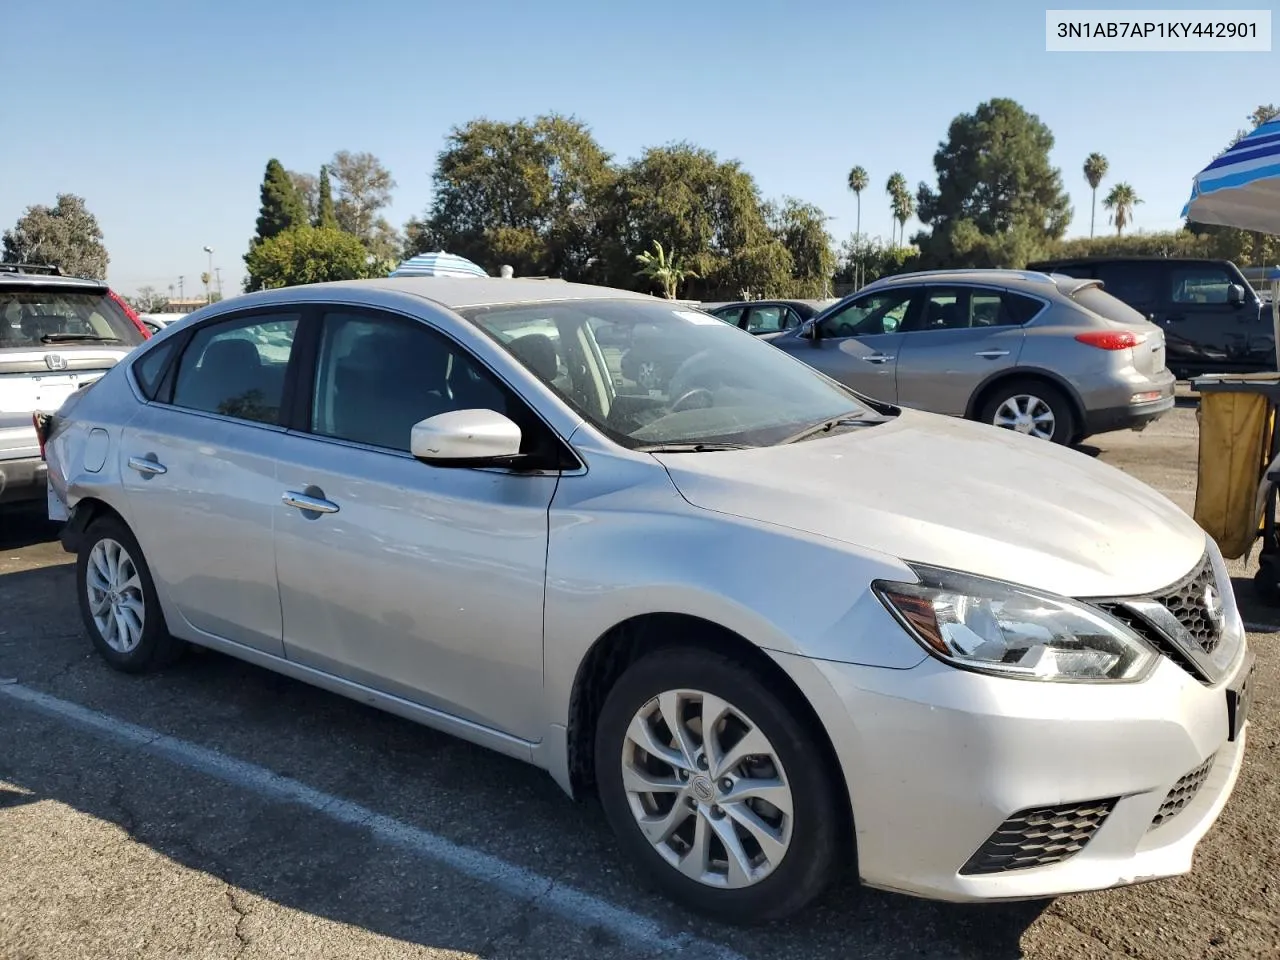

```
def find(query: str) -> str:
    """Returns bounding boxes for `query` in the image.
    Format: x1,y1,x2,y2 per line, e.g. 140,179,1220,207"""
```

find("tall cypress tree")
254,158,307,242
315,165,338,229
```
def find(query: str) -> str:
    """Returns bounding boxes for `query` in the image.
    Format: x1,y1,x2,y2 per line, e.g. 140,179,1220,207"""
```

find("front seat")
508,333,559,383
178,338,264,417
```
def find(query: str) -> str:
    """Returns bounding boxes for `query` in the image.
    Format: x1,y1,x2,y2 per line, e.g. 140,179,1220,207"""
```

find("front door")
1163,262,1270,372
775,289,912,403
272,307,559,741
119,310,303,655
894,286,1030,416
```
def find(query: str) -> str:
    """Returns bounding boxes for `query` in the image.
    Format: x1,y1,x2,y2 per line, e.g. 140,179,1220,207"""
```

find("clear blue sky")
1,0,1275,296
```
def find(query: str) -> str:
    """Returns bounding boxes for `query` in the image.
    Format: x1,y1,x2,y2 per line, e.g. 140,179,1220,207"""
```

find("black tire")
978,378,1076,445
594,647,847,924
76,514,185,673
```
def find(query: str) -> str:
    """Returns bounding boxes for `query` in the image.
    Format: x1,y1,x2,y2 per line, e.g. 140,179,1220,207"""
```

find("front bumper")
771,637,1251,902
0,455,47,505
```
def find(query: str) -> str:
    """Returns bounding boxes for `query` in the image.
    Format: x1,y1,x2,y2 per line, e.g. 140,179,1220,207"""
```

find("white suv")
0,263,149,506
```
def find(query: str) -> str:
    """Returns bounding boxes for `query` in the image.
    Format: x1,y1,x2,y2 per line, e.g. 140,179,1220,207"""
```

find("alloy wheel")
620,689,794,889
85,538,146,654
993,394,1056,440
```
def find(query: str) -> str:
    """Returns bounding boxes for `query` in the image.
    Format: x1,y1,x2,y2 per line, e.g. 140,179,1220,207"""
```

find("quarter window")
171,314,300,424
132,337,180,400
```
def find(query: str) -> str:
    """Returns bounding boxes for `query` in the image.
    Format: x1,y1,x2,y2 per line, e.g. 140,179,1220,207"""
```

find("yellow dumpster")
1193,373,1280,604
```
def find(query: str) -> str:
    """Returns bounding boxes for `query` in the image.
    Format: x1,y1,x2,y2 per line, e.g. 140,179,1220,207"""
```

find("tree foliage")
1103,182,1141,235
408,114,616,278
2,193,109,279
634,240,697,299
254,159,307,244
243,226,379,292
126,285,169,312
766,198,836,298
315,165,337,229
1083,152,1108,238
914,98,1072,268
288,170,319,221
330,150,398,259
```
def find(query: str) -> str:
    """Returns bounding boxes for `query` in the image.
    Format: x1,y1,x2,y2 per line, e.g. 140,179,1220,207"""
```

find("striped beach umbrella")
390,252,489,278
1182,119,1280,234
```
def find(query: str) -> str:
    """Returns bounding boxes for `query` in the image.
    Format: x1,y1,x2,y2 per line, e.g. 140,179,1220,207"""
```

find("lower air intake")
1149,754,1216,831
960,798,1118,876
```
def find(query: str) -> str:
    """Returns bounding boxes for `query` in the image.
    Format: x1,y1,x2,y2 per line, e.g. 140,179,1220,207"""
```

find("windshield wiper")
40,334,122,344
636,442,753,453
781,414,885,445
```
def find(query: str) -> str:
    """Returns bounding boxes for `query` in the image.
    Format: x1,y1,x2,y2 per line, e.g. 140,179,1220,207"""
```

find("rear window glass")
1070,285,1149,325
0,289,144,349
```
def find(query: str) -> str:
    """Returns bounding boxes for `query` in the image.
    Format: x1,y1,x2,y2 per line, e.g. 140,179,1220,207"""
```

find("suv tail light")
1075,330,1139,351
108,289,151,339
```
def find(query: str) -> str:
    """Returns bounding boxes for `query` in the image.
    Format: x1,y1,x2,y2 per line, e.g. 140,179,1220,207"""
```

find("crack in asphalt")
224,884,251,959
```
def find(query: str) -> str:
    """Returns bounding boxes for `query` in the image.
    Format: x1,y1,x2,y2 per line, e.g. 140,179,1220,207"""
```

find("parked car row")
39,274,1252,925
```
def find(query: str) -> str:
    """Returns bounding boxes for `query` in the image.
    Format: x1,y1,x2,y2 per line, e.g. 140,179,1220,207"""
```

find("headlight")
873,565,1158,682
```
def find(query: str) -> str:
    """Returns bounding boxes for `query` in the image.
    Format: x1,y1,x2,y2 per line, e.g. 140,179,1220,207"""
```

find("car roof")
228,276,659,312
1029,256,1230,265
0,268,107,291
862,268,1065,291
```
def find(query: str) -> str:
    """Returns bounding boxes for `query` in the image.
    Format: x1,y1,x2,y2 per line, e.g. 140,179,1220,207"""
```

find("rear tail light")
1075,330,1139,351
109,288,151,339
1131,391,1163,404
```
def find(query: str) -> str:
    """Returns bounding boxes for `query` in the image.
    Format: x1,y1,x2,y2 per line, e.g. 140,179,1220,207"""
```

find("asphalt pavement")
1,402,1277,959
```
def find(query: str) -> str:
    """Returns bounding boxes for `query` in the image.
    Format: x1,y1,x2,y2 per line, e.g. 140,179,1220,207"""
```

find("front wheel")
979,379,1075,444
594,648,847,923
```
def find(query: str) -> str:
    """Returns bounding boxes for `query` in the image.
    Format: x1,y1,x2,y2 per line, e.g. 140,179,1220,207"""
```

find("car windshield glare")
460,298,880,449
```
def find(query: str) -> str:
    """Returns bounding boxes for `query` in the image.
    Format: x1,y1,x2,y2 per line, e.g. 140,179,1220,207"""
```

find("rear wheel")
979,379,1075,444
76,515,184,672
594,648,846,923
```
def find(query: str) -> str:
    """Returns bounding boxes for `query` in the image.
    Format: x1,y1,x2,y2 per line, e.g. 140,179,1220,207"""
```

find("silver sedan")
41,277,1251,923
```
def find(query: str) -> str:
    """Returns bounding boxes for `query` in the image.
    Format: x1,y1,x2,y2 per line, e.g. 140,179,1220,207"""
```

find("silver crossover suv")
41,278,1250,923
767,269,1176,444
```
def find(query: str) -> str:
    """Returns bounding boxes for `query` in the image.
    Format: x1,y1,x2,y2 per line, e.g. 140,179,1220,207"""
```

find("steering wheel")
671,387,714,413
836,321,856,337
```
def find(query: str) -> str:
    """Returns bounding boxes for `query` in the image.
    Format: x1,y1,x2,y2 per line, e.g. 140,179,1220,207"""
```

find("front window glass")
461,299,880,449
1170,266,1232,305
817,291,912,338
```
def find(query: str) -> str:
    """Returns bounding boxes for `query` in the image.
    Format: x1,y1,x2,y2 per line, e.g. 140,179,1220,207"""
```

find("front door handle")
127,456,167,476
862,353,895,364
282,491,340,514
974,349,1010,359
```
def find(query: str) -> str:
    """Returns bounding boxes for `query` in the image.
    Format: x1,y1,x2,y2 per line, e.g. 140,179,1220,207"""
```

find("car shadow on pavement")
1232,575,1280,629
0,507,61,550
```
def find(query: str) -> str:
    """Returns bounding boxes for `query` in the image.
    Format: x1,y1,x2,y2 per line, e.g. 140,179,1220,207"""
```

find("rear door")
744,303,802,335
894,285,1032,416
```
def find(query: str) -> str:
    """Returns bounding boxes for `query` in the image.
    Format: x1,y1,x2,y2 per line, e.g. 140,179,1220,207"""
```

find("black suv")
1027,257,1271,378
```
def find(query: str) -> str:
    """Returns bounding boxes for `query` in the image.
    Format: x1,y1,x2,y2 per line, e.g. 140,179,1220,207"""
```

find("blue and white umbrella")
390,252,489,278
1182,119,1280,234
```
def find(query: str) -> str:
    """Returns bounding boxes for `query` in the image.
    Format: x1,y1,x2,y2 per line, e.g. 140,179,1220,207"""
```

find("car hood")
653,410,1207,598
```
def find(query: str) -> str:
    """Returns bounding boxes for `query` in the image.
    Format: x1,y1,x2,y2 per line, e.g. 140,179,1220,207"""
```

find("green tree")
766,197,836,298
634,240,698,299
914,98,1072,267
2,193,109,279
315,165,338,229
1103,182,1141,235
288,170,319,222
846,165,868,239
254,159,307,243
330,150,398,259
1083,152,1108,238
243,225,379,292
406,114,616,279
836,234,919,287
126,285,168,312
885,172,907,245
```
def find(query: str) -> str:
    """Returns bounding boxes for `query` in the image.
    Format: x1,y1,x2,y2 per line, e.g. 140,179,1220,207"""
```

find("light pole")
203,246,214,303
178,275,185,301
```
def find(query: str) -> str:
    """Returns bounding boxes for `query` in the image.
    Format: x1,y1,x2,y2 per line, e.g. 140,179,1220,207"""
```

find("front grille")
1149,754,1216,831
1155,556,1223,655
960,798,1117,876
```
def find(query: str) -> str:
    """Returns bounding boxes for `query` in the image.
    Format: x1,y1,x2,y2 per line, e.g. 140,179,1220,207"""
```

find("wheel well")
565,613,853,835
968,370,1086,428
60,496,124,552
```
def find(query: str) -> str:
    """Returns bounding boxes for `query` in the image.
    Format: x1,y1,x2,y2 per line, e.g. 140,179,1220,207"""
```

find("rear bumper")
0,455,47,504
1083,395,1175,436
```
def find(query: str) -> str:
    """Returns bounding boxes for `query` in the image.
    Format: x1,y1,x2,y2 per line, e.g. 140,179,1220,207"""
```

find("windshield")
0,289,144,349
460,298,881,449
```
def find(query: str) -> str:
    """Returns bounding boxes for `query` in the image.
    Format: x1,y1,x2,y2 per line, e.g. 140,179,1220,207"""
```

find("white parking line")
0,682,745,960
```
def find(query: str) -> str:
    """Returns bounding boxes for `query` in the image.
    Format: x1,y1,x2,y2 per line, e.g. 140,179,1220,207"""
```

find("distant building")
163,298,212,314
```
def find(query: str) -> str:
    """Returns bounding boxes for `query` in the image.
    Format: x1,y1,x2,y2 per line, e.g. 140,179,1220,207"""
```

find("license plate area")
1226,650,1256,742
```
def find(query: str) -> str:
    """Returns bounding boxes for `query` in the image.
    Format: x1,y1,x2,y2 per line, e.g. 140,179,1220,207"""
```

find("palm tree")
847,166,869,286
1103,183,1141,235
635,240,698,300
1083,153,1109,238
885,172,907,246
891,190,915,248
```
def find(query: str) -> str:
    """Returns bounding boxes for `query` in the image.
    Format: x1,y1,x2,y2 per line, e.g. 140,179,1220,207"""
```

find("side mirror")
410,409,524,467
801,319,822,345
1227,283,1246,306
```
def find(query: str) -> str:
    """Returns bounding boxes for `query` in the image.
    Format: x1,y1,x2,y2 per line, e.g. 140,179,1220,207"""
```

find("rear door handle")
282,491,340,514
127,456,167,476
974,349,1010,359
862,353,895,364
